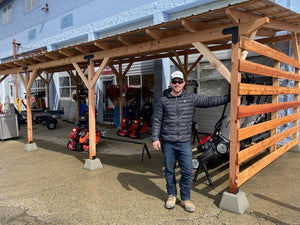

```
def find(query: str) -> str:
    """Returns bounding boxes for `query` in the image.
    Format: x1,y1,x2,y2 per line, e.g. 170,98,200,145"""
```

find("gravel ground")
0,121,299,225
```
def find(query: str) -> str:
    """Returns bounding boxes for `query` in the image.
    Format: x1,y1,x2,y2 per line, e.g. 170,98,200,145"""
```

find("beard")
172,86,183,94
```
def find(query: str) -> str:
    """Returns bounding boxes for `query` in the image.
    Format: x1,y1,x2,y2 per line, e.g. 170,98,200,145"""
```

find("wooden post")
110,61,133,125
46,72,51,109
291,32,300,142
76,71,80,122
229,40,242,194
13,39,19,99
270,60,280,152
87,61,96,160
118,63,123,122
25,71,33,143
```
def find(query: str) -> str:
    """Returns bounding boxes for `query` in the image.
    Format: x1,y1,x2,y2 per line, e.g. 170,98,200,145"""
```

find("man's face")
170,78,185,94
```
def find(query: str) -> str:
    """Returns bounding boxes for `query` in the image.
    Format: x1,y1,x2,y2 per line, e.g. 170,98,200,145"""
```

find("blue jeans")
161,141,193,200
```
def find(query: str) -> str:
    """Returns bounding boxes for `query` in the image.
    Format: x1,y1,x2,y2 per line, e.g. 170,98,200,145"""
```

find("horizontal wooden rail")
237,125,298,164
239,83,300,95
240,38,300,69
238,113,299,141
239,59,300,82
238,101,300,118
236,139,298,187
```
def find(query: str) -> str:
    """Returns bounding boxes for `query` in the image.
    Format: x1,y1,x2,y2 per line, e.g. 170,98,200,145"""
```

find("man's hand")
152,140,161,151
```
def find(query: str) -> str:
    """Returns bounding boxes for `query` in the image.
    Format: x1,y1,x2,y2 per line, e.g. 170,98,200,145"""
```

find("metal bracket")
23,66,28,73
84,54,94,65
222,26,239,44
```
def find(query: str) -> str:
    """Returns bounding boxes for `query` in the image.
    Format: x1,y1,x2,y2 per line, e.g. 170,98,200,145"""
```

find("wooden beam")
33,55,50,63
169,50,185,73
0,21,292,76
146,28,188,40
59,48,78,57
193,42,231,83
241,38,300,69
291,32,300,144
17,72,26,87
239,83,300,95
27,69,41,91
181,19,220,32
45,52,63,60
241,30,257,60
94,40,124,50
72,63,89,89
23,58,38,65
226,8,300,33
228,41,241,194
270,60,280,152
237,139,298,187
188,54,203,74
237,125,298,164
87,60,96,160
75,46,91,54
239,59,300,81
13,60,27,67
0,74,9,83
238,101,300,118
238,113,299,141
91,57,110,88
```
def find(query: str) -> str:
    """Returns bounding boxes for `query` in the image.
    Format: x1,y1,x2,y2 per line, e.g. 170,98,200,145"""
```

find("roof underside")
1,0,300,76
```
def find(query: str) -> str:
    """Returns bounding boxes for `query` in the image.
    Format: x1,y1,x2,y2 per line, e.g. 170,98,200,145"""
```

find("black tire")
46,118,57,130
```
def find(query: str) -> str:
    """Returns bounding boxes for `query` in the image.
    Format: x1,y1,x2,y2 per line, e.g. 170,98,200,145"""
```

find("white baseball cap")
171,71,184,80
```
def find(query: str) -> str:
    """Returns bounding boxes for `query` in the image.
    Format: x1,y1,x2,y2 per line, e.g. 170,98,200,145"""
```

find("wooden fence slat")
241,38,300,69
238,113,299,141
239,59,300,81
236,139,298,187
238,101,300,118
239,83,300,95
237,125,298,164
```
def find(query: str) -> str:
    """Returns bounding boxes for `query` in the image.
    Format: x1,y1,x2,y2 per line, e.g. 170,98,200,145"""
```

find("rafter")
226,8,300,32
59,48,78,57
182,19,220,32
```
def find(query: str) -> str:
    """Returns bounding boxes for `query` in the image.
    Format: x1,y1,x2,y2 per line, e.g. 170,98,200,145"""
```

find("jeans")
161,141,193,200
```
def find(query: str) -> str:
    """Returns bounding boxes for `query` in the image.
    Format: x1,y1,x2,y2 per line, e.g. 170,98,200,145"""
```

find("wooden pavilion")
0,0,299,209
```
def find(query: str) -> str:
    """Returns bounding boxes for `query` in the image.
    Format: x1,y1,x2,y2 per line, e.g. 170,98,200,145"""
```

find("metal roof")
0,0,300,77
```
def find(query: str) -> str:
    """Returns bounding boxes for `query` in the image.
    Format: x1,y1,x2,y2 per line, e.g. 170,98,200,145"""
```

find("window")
25,0,38,12
60,14,73,29
2,3,12,24
59,76,77,98
31,79,46,94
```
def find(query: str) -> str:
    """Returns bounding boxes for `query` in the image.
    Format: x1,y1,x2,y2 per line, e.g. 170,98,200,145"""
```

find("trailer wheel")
46,118,57,130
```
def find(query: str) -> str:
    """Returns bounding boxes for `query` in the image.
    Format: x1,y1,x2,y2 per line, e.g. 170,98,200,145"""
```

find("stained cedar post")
228,39,241,194
87,60,96,160
270,60,280,152
118,63,123,123
291,32,300,150
25,70,33,144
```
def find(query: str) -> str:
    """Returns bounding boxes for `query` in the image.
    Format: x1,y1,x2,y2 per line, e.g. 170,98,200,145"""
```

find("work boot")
165,195,176,209
181,200,195,212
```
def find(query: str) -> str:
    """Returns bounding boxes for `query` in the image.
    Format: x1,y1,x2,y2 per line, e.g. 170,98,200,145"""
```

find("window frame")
25,0,38,12
59,75,81,99
2,3,12,25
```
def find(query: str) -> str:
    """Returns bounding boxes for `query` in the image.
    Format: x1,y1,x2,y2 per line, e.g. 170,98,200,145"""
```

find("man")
152,71,229,212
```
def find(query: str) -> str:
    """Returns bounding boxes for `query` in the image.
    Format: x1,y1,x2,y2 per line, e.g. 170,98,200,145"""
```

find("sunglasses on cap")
171,80,184,84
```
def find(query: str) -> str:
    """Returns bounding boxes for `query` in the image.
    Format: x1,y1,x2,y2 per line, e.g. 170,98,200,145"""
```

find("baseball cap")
171,71,184,80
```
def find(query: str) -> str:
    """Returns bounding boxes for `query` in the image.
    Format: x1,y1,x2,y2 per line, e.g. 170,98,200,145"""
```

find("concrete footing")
290,143,300,153
24,143,38,152
219,191,249,214
84,158,102,170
